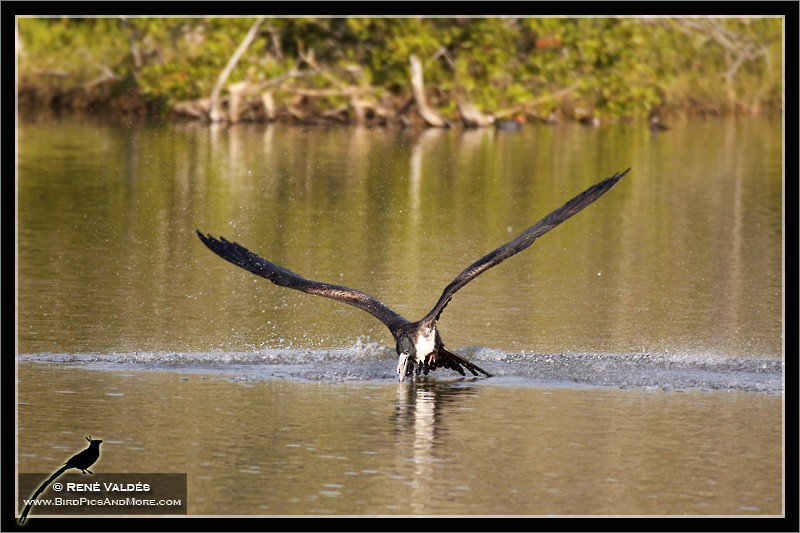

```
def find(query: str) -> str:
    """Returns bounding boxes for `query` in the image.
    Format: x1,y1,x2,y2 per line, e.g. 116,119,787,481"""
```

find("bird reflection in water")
394,380,480,513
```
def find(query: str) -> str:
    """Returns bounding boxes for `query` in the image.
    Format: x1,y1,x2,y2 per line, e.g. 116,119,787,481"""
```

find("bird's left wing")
423,168,629,322
197,232,409,333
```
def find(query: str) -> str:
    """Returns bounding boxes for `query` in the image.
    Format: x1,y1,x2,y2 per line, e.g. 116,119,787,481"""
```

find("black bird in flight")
19,436,103,524
198,169,628,381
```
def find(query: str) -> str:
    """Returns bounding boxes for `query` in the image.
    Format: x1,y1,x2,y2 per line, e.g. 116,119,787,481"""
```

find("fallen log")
457,99,492,128
173,98,210,119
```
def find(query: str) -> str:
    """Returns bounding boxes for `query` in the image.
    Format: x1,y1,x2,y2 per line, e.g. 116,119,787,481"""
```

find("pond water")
16,116,784,517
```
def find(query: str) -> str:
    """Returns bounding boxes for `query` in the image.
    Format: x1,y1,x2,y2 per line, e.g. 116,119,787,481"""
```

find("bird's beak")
397,352,410,382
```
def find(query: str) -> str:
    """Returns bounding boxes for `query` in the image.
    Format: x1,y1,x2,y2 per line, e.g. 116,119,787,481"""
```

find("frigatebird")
198,169,628,381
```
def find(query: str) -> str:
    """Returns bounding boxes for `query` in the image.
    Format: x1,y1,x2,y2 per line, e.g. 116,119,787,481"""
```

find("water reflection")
393,380,481,512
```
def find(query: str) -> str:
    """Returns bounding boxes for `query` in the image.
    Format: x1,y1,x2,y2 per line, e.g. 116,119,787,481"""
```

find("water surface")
17,116,783,358
17,365,783,516
16,116,784,517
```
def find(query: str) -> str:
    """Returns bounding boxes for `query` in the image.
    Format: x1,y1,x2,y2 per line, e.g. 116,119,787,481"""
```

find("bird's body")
413,327,436,361
198,169,628,381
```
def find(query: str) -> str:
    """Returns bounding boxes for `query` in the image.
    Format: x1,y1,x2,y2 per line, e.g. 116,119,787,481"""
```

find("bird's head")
86,436,103,446
396,335,416,382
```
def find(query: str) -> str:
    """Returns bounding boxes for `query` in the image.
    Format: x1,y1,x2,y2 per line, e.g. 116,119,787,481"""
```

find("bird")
649,113,669,133
197,168,629,382
494,115,526,131
19,436,103,524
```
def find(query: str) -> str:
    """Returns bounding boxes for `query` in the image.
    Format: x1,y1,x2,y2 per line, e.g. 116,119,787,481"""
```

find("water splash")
17,343,782,393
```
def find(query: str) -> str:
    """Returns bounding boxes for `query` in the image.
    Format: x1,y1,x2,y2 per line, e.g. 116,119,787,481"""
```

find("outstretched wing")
197,232,409,333
424,169,629,322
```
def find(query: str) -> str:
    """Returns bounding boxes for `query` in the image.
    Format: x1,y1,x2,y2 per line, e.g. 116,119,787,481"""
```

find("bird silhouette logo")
19,436,103,524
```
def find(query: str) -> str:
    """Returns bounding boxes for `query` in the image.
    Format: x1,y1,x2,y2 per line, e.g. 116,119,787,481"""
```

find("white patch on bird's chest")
413,328,436,363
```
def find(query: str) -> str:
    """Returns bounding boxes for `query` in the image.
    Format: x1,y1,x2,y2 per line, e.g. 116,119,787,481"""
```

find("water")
16,365,783,516
17,345,783,393
16,116,784,516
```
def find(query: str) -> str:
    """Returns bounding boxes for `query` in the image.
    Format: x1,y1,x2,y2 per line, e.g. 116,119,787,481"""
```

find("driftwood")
409,54,448,127
261,91,276,121
173,98,210,118
431,46,491,128
171,35,505,128
173,28,448,127
84,66,119,89
286,104,306,121
209,17,264,123
297,49,386,125
227,81,251,123
457,100,492,128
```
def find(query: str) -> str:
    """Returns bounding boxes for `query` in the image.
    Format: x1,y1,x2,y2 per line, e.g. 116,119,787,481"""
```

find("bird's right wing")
197,232,409,333
423,169,629,322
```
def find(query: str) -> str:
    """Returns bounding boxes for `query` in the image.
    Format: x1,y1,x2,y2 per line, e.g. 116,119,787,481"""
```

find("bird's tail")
19,465,68,524
435,347,492,378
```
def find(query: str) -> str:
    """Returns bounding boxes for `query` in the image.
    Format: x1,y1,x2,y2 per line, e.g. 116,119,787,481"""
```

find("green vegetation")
17,16,783,124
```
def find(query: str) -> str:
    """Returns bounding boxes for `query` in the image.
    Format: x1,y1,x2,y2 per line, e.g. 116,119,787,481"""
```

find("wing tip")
612,167,631,183
197,230,232,248
593,167,630,197
196,229,218,243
